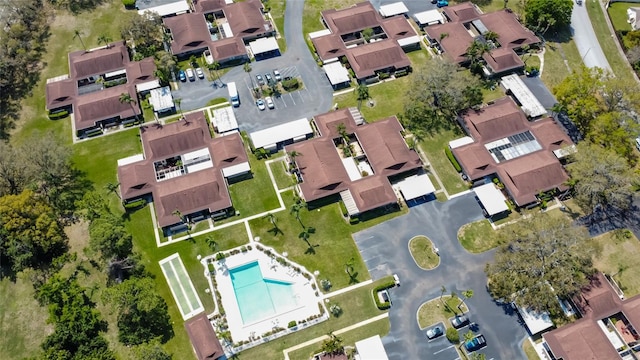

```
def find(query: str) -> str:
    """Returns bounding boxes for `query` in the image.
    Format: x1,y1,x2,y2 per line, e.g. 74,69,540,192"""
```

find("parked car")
464,334,486,352
450,315,469,328
256,74,265,86
273,69,282,81
437,0,449,7
178,69,186,82
186,68,195,81
265,96,274,109
426,326,443,339
195,67,205,79
265,73,273,84
256,99,266,111
393,274,400,286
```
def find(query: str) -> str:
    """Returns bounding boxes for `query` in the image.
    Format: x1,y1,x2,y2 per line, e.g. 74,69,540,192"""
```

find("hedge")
444,147,462,172
123,198,147,209
122,0,136,8
372,279,396,310
338,200,348,217
48,110,69,120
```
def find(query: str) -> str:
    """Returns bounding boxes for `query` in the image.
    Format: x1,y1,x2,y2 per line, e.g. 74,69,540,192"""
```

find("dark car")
256,74,265,86
265,73,273,84
426,326,443,339
464,334,486,352
437,0,449,7
178,69,186,82
450,315,469,328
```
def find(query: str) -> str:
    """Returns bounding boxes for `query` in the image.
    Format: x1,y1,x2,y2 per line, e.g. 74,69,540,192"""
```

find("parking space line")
296,91,304,103
289,93,296,105
277,96,287,108
434,345,455,355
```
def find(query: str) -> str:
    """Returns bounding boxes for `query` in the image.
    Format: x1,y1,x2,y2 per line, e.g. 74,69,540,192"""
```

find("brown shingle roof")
68,42,129,79
346,39,411,79
349,175,397,213
442,2,481,23
425,22,474,64
313,108,359,138
124,57,157,84
480,10,540,49
184,313,224,360
482,47,524,74
322,2,381,35
381,16,416,40
452,97,573,205
209,37,246,61
193,0,226,13
117,113,248,227
226,0,271,37
164,13,210,54
311,34,346,60
74,84,140,131
45,79,76,109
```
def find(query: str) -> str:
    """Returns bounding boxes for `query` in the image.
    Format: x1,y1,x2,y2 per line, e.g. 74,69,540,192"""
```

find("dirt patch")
65,219,90,255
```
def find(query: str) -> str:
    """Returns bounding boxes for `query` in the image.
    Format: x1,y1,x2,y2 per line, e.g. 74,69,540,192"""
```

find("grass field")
334,76,412,122
608,2,636,31
541,30,584,90
269,0,287,52
227,154,281,218
588,0,635,79
269,159,295,190
418,129,468,195
417,295,468,330
458,220,503,253
523,339,540,360
408,235,440,270
236,278,390,359
590,230,640,297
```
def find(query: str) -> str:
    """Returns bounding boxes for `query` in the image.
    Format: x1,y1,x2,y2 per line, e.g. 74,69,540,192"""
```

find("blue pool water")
230,261,298,324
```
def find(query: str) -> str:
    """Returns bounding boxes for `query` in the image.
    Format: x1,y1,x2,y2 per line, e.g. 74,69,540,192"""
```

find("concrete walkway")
322,279,373,299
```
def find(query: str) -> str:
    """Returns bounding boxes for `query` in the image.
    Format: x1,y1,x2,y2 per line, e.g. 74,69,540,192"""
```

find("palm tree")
465,40,490,74
345,257,358,283
290,201,305,228
174,97,182,116
207,61,220,83
264,213,282,235
440,285,447,306
356,83,370,110
459,289,474,312
172,209,186,223
483,31,499,43
189,55,198,67
205,235,218,252
298,226,316,254
74,29,87,51
320,332,345,355
287,150,302,170
105,182,120,199
97,34,112,48
119,92,139,121
243,62,255,91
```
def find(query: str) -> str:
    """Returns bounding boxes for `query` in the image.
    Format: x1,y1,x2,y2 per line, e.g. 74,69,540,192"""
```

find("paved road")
571,1,611,71
353,195,529,360
172,0,334,133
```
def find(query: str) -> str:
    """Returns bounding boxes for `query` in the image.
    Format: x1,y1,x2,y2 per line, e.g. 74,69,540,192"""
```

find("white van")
186,68,195,81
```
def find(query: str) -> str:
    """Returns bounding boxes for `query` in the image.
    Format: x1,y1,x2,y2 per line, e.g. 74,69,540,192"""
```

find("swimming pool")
230,261,298,325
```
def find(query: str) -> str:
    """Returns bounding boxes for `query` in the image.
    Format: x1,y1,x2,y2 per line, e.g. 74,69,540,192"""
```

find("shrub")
329,304,343,317
123,198,147,209
48,110,69,120
282,78,299,91
349,217,360,225
372,279,396,310
446,327,460,343
215,252,226,260
394,69,409,77
348,68,355,78
378,72,390,80
338,200,348,217
287,321,297,328
122,0,136,8
444,147,462,172
240,246,247,252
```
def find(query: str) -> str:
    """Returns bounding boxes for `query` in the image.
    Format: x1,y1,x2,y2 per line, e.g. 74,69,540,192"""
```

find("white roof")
212,106,239,134
222,162,251,178
222,22,233,37
149,86,174,112
379,2,408,17
414,10,445,25
355,335,389,360
117,154,144,166
449,136,474,149
474,183,509,216
249,37,279,55
396,174,436,200
323,62,351,85
308,29,332,39
342,158,362,181
138,0,190,17
136,79,160,93
553,144,577,159
500,74,547,118
515,304,554,334
249,119,313,149
104,68,126,78
397,35,421,47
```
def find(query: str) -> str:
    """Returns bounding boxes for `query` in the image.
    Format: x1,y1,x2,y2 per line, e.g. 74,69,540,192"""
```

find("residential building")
164,0,276,63
451,97,573,207
425,3,540,76
310,1,419,82
286,108,429,217
184,313,225,360
543,273,640,360
117,112,250,232
45,41,159,137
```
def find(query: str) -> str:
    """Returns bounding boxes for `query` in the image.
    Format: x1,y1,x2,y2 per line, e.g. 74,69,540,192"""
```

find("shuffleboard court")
159,253,204,320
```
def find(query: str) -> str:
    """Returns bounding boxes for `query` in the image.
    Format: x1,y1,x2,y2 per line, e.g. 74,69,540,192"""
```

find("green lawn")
457,220,504,253
541,29,583,90
476,0,526,17
227,154,281,219
608,2,636,31
408,235,440,270
590,230,640,297
417,295,468,329
269,0,287,52
269,159,295,190
334,76,411,122
406,47,431,66
236,277,390,360
288,318,390,360
588,0,635,79
418,129,468,195
523,339,540,360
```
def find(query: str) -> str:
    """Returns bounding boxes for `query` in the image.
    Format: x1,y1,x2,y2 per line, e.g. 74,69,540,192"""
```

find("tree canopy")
485,212,596,313
403,58,483,136
524,0,573,33
120,12,164,59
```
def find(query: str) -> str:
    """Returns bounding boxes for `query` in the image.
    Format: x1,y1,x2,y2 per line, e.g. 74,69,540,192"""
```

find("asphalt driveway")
353,194,529,359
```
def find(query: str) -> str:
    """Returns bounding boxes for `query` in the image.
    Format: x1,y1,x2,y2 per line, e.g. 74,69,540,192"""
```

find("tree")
566,142,638,214
290,200,306,228
119,92,139,121
172,209,186,223
588,112,639,165
205,235,218,252
174,97,182,115
89,216,134,261
485,212,596,312
264,213,283,235
440,285,447,305
362,27,374,42
73,29,87,51
470,352,487,360
403,58,483,136
460,289,474,312
0,190,68,277
105,182,120,199
97,34,112,48
189,55,197,67
320,332,344,355
103,277,174,345
287,150,302,171
154,51,177,85
207,61,220,83
299,226,316,254
465,40,491,74
524,0,573,33
345,257,359,283
134,341,172,360
120,12,164,58
553,66,606,135
356,83,370,110
0,142,34,196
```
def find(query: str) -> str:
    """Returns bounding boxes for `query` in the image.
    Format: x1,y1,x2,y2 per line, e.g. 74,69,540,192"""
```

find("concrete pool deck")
211,248,324,343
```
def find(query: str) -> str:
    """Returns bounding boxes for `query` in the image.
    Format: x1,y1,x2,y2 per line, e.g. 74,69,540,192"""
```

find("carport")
249,37,280,60
473,183,509,216
414,10,445,27
137,0,189,17
323,62,351,89
355,335,390,360
149,86,174,113
501,74,546,118
515,304,553,335
211,106,238,134
395,174,436,202
379,2,409,18
249,118,312,151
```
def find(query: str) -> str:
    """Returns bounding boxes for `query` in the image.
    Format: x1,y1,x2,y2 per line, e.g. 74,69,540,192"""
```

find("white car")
273,69,282,81
195,67,205,79
186,68,195,81
265,96,274,109
256,99,266,111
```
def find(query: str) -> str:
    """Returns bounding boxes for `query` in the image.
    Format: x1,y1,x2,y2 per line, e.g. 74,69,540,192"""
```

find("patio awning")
212,106,239,134
449,136,474,149
474,183,509,216
395,173,436,200
249,37,279,55
414,10,445,26
323,62,350,85
222,162,251,178
379,2,409,17
397,35,420,47
138,0,190,17
355,335,390,360
136,80,160,93
515,304,554,335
